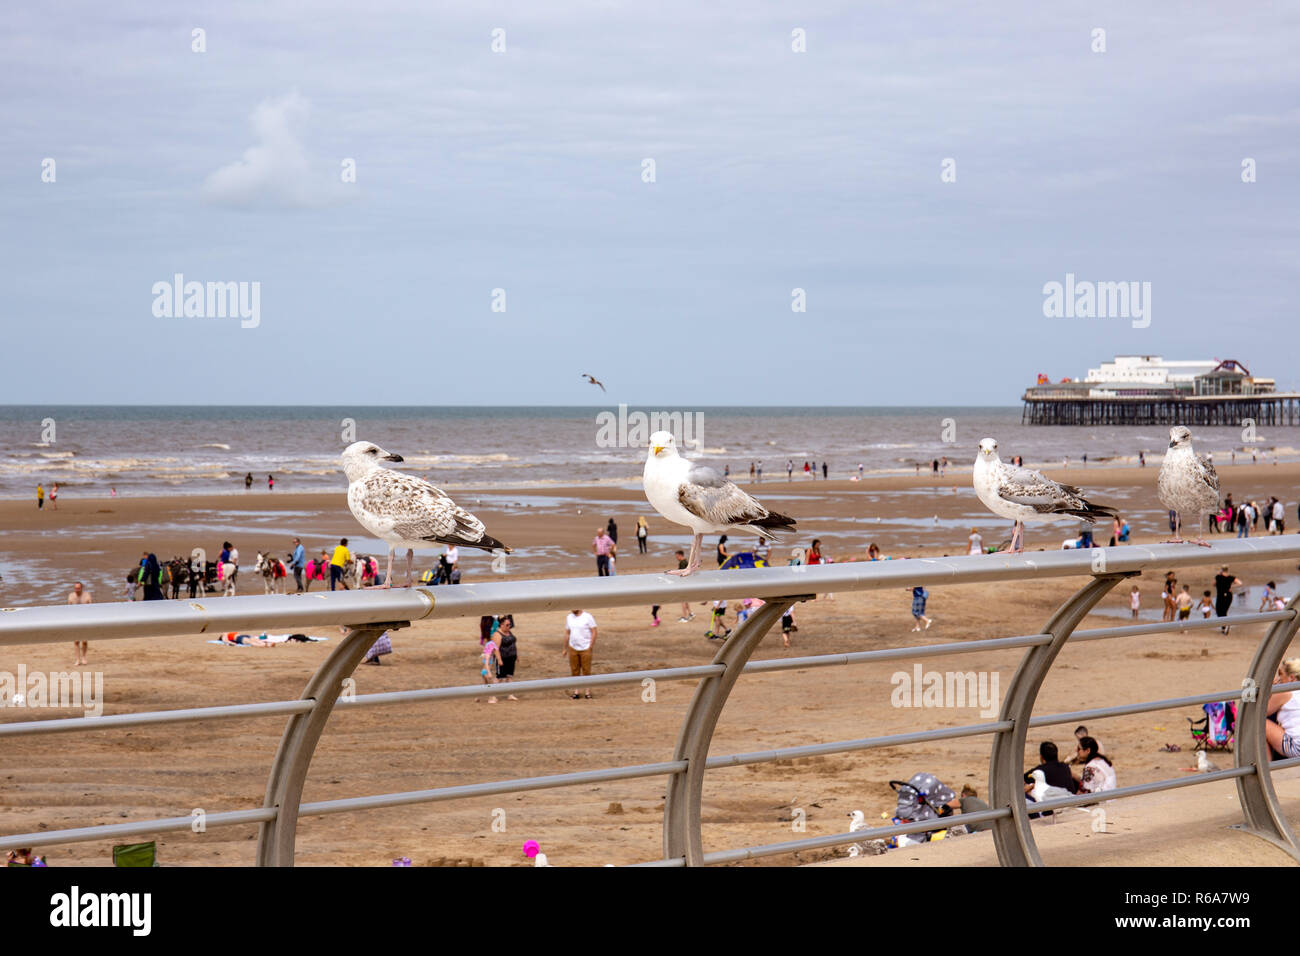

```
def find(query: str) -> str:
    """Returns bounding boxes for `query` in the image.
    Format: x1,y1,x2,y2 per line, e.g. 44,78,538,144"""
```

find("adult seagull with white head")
643,431,796,576
342,441,510,588
972,438,1116,553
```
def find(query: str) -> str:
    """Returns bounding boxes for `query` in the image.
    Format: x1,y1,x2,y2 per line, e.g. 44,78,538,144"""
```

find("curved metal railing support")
663,595,806,865
256,622,406,866
1232,594,1300,860
988,573,1133,866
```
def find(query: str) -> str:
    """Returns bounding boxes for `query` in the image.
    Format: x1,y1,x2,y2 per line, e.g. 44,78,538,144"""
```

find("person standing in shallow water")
244,472,253,491
36,483,44,510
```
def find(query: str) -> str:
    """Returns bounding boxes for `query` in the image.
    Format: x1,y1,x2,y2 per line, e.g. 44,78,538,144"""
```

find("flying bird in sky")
341,441,510,588
581,373,606,392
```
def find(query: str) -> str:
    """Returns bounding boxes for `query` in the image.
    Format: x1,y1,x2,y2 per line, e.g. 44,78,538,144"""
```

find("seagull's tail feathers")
742,511,797,538
470,533,512,554
1061,500,1119,522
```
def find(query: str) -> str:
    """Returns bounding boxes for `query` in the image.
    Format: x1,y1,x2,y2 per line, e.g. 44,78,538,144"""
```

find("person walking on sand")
804,460,811,478
822,461,828,480
593,526,613,576
910,586,933,631
1129,585,1141,619
756,460,763,482
330,538,351,591
141,553,165,601
787,460,794,481
1176,586,1193,631
674,551,694,622
36,483,44,510
68,581,92,665
1215,565,1241,633
563,608,598,699
290,537,306,593
968,527,983,556
749,462,755,481
716,534,731,567
1199,590,1214,620
494,617,519,698
606,517,618,545
479,632,504,704
49,483,58,510
636,516,649,554
781,607,797,648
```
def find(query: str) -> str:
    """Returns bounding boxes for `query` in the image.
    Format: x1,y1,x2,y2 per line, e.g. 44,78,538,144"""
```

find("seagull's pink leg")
667,533,703,577
1166,513,1186,545
375,547,394,589
406,548,414,587
1009,522,1024,554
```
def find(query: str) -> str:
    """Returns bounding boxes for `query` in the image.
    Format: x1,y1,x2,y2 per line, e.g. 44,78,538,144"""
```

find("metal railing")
3,536,1300,866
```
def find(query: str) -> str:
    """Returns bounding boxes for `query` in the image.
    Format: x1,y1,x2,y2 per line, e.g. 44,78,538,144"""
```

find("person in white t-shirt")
563,609,598,699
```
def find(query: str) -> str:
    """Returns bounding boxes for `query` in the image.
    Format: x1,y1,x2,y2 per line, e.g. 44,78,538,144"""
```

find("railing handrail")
6,536,1300,866
3,537,1299,646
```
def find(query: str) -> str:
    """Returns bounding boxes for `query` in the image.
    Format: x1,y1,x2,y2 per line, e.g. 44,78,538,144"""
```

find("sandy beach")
2,462,1299,865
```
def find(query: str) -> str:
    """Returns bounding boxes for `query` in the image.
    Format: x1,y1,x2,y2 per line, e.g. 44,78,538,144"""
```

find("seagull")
1156,425,1218,547
1028,769,1074,804
643,430,796,576
973,438,1117,553
1027,769,1091,821
341,441,510,588
1196,750,1219,773
581,373,606,392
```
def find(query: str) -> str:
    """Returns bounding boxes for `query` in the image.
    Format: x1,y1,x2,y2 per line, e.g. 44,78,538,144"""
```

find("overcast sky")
3,1,1298,405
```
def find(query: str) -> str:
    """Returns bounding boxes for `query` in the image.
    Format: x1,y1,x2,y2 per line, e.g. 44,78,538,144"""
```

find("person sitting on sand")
1075,736,1116,793
958,785,993,832
220,632,312,646
1265,659,1300,759
1026,741,1079,798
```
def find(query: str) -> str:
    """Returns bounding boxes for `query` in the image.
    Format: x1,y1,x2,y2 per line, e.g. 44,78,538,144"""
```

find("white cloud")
202,91,345,208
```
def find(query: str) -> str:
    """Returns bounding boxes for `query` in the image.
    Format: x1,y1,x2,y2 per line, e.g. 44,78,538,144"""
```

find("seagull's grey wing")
358,471,487,544
994,465,1080,512
678,463,773,526
1196,453,1220,494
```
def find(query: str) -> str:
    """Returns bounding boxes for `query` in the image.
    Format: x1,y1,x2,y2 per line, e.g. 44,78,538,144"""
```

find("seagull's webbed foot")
1193,538,1213,548
1165,538,1186,545
665,567,693,577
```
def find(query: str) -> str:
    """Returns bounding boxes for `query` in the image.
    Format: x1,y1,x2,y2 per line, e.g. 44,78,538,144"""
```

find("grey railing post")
256,623,406,866
1232,594,1300,860
988,572,1131,866
664,595,805,865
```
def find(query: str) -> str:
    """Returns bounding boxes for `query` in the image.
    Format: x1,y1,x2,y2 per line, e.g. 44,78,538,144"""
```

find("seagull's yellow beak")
652,445,664,455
